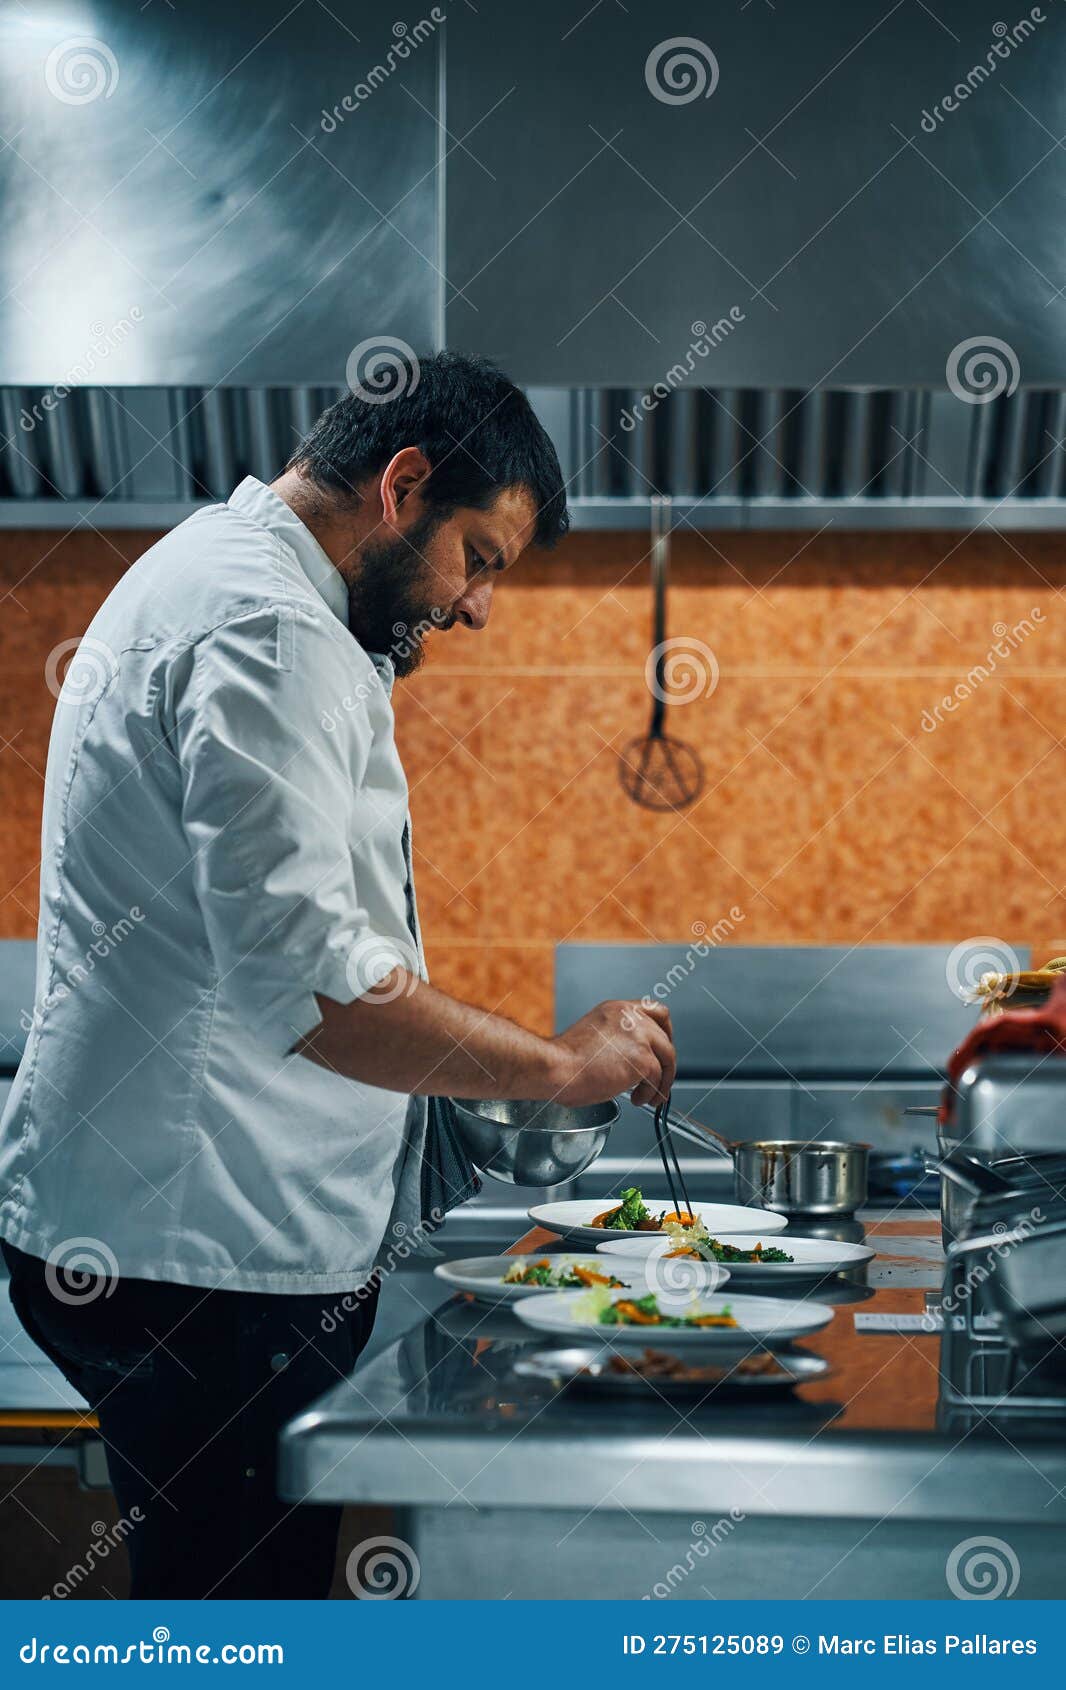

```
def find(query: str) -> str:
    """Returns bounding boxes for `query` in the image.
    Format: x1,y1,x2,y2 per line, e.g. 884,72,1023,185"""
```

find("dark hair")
286,350,569,548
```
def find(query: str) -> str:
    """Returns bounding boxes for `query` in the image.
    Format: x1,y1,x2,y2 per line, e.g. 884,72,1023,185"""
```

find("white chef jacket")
0,476,431,1292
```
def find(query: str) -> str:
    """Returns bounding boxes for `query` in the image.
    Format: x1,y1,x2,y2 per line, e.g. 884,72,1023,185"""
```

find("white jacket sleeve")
175,604,408,1055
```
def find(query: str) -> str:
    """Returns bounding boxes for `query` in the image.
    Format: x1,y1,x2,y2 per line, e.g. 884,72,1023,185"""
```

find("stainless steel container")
448,1097,617,1187
732,1138,869,1216
937,1133,964,1247
938,1149,1066,1247
950,1211,1066,1364
987,1216,1066,1353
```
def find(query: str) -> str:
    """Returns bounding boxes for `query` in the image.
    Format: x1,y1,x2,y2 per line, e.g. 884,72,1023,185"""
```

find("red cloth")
941,973,1066,1125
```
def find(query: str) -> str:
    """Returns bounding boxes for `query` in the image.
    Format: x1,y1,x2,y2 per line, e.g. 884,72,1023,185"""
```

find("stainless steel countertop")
279,1215,1066,1522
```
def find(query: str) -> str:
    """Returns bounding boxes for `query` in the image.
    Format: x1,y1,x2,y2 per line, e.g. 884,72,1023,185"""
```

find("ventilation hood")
2,0,1065,530
4,381,1066,532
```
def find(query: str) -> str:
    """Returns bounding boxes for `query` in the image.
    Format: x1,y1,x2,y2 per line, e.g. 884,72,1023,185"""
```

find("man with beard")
0,352,675,1598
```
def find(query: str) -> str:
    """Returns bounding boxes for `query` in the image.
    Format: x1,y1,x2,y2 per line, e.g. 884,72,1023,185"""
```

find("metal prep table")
279,1213,1066,1600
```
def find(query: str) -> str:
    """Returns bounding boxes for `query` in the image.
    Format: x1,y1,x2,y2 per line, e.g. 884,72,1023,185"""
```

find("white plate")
527,1197,787,1247
434,1253,728,1306
597,1232,874,1283
514,1288,834,1348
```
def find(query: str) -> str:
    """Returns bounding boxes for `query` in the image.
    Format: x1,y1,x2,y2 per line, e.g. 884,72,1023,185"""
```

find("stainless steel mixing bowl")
448,1097,617,1186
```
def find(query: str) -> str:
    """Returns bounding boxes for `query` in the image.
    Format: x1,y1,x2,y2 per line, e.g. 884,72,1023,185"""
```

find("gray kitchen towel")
422,1094,482,1230
397,811,481,1226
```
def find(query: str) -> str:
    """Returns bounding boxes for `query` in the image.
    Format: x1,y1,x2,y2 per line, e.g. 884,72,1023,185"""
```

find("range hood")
2,0,1065,530
4,381,1065,531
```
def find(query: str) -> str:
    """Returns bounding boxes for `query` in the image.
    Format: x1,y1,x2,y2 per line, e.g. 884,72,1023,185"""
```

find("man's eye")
469,549,486,573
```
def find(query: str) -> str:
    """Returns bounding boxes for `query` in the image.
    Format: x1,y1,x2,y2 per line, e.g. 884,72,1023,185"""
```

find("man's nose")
454,580,494,631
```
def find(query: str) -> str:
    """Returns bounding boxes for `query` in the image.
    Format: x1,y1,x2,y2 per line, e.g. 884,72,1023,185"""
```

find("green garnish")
593,1187,655,1230
703,1240,793,1264
597,1293,738,1330
504,1260,624,1289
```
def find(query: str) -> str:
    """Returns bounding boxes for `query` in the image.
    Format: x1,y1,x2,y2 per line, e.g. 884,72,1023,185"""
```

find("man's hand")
550,999,676,1109
296,979,675,1110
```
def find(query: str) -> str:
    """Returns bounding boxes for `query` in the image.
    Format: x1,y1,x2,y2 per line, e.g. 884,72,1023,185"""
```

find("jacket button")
270,1352,289,1372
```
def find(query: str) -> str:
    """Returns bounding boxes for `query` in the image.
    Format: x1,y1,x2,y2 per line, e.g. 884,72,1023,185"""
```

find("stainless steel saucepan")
641,1100,870,1216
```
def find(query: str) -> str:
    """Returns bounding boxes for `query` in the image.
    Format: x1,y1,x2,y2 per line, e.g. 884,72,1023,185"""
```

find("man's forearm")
293,973,571,1100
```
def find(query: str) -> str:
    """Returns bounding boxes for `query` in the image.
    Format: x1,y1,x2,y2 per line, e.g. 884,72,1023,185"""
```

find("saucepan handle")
636,1098,734,1156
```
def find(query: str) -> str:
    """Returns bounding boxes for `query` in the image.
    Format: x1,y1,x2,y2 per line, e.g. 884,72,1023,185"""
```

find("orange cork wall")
2,523,1065,1034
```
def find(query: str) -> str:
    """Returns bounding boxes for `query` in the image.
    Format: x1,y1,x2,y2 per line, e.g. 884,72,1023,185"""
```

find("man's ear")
378,447,431,528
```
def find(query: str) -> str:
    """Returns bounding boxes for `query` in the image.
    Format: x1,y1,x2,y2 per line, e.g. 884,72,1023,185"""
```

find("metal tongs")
639,1097,734,1157
649,1092,697,1223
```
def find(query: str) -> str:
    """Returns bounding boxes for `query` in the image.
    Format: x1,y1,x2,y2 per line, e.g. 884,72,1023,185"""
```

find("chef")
0,351,675,1599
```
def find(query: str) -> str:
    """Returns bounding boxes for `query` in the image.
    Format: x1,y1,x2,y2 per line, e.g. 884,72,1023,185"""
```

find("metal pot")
642,1100,869,1215
732,1138,870,1216
448,1096,617,1186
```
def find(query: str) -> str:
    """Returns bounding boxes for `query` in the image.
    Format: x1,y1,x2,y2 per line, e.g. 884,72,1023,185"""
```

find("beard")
343,509,455,678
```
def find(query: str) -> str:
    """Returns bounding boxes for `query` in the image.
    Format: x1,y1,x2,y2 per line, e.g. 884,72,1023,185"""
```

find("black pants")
2,1243,378,1599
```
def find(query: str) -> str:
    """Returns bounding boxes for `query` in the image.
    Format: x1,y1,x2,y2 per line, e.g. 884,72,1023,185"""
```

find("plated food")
587,1186,695,1232
528,1192,786,1248
666,1237,794,1264
514,1287,834,1348
598,1293,738,1330
602,1348,771,1379
514,1344,832,1398
597,1229,875,1283
503,1259,623,1290
434,1253,729,1307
